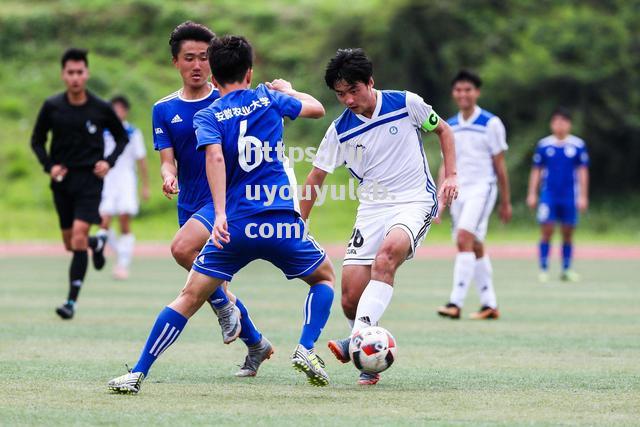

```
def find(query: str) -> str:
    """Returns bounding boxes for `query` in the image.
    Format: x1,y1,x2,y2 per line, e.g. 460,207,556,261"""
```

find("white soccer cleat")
291,344,329,387
108,370,145,394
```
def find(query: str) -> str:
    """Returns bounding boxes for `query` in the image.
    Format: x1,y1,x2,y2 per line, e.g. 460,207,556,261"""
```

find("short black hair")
61,48,88,68
110,95,130,110
551,106,572,121
451,69,482,88
324,48,373,89
207,35,253,86
169,21,216,58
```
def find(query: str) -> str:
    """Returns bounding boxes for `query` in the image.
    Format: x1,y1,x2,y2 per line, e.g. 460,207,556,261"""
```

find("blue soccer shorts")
178,201,215,232
192,210,326,281
537,196,578,226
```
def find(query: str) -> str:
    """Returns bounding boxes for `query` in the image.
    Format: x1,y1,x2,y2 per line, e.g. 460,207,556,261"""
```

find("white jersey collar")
178,83,215,102
457,105,481,126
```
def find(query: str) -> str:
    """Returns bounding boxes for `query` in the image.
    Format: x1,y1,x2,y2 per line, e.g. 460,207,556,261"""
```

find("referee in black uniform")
31,48,129,319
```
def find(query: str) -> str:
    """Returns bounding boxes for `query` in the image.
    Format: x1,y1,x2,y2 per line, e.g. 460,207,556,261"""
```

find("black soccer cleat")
56,303,75,320
91,234,107,270
437,302,461,319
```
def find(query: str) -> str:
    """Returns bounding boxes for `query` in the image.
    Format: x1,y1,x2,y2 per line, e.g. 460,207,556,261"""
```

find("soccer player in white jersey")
436,70,512,320
99,95,150,280
300,49,458,385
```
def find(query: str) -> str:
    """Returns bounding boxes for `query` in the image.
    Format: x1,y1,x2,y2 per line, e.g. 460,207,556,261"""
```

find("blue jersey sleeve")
577,144,589,167
269,89,302,120
194,109,222,150
532,144,545,167
152,103,172,151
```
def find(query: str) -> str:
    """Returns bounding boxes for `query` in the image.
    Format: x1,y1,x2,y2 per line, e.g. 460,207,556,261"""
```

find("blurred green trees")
0,0,637,239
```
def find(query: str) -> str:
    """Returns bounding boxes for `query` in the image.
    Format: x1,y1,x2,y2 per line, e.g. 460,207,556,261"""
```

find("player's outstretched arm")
526,168,541,210
300,167,329,221
205,144,230,249
266,79,325,119
434,121,458,207
159,148,179,199
492,152,512,223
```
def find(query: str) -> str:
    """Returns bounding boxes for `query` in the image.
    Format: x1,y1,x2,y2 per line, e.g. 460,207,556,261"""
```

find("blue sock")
236,298,262,346
133,306,187,376
299,283,334,350
562,242,572,270
208,286,230,310
539,241,550,271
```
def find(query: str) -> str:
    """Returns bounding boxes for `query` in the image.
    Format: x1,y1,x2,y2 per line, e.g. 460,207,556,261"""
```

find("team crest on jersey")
545,147,555,157
564,145,576,158
389,126,398,135
86,120,97,134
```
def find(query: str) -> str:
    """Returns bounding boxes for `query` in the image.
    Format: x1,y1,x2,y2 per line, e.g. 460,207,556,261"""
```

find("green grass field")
1,255,639,426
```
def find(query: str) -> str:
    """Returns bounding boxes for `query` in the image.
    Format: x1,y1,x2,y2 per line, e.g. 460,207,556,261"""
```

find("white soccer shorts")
450,182,497,242
99,174,139,216
343,201,434,266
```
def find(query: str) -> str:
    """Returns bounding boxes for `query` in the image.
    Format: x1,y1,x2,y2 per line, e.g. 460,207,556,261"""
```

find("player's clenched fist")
211,214,230,249
93,160,110,178
438,175,459,207
266,79,293,94
162,175,179,199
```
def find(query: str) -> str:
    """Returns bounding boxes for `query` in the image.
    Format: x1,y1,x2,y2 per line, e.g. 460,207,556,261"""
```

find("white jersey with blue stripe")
313,90,438,211
446,105,508,188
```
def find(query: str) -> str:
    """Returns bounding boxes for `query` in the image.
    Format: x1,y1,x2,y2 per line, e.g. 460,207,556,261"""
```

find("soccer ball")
349,326,397,374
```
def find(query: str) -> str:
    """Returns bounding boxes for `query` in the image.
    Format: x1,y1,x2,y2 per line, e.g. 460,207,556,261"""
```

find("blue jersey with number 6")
193,84,302,220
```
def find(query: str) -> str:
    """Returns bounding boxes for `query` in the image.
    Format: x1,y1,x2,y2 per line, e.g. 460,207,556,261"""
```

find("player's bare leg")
171,217,268,367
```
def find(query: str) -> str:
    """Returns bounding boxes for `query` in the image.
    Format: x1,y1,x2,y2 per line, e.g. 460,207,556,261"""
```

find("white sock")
449,252,476,307
474,256,497,308
351,280,393,334
117,233,135,269
346,318,355,329
106,228,118,253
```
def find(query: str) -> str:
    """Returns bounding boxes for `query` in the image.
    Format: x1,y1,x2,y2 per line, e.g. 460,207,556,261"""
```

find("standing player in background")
152,22,271,377
31,48,129,319
436,70,512,320
108,35,334,393
301,49,458,385
527,108,589,282
99,95,150,280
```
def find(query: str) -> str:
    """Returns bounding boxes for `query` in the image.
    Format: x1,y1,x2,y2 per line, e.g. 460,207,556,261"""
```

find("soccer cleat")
108,368,145,394
91,234,108,270
561,270,580,282
235,336,274,377
55,302,74,320
291,344,329,387
358,371,380,385
470,306,500,320
538,271,550,283
213,302,242,344
437,303,461,319
327,337,351,363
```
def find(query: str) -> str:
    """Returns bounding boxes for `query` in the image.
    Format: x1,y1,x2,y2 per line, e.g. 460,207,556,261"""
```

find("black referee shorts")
50,169,103,229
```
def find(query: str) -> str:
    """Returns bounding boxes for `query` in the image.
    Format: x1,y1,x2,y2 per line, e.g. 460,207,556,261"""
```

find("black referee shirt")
31,91,129,173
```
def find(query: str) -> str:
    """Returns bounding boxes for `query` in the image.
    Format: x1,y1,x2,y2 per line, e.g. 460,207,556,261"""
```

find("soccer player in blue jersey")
152,22,271,377
526,107,589,282
108,35,335,393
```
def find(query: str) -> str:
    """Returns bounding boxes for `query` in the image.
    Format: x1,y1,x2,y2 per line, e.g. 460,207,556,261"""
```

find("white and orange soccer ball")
349,326,397,374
